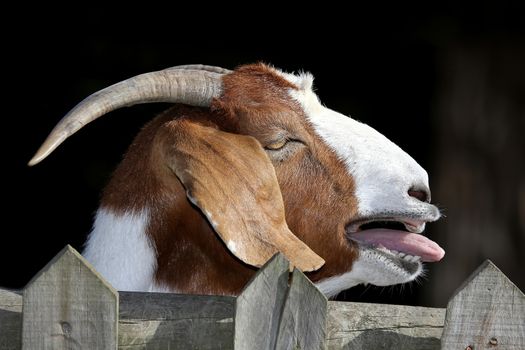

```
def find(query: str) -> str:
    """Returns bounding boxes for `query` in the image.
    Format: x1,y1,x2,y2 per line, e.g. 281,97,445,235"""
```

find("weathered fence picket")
21,245,118,349
1,245,524,349
275,269,327,350
441,260,525,350
0,289,21,350
234,253,289,349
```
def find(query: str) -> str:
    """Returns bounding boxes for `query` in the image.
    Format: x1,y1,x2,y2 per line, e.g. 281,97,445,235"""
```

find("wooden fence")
1,245,523,349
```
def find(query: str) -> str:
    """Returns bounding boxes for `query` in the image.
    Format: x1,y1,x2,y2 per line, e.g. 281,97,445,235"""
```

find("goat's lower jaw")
315,245,423,298
358,245,423,283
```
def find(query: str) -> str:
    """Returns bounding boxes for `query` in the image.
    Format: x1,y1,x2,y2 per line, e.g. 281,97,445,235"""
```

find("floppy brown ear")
161,119,325,272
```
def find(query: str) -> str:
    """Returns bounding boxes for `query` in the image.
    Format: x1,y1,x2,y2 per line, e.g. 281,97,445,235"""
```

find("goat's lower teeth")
400,254,421,262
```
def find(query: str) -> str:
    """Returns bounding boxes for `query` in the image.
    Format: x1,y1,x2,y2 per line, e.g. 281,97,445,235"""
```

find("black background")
2,3,523,306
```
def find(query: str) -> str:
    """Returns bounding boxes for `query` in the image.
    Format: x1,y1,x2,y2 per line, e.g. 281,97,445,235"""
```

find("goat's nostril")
408,188,430,203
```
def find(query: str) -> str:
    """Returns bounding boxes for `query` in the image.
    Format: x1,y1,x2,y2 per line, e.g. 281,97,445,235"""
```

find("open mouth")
345,217,445,264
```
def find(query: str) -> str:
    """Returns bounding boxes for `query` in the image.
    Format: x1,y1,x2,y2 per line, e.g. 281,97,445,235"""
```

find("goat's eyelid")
265,138,289,150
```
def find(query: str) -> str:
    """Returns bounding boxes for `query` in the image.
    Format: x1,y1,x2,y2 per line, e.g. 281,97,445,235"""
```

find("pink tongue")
349,229,445,262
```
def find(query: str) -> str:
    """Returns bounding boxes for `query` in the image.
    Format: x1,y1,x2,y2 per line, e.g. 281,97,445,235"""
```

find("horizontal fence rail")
1,245,524,349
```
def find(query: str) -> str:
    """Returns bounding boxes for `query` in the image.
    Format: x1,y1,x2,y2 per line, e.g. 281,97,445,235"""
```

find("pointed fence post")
234,253,290,350
0,288,22,350
275,268,327,350
22,245,118,350
441,260,525,350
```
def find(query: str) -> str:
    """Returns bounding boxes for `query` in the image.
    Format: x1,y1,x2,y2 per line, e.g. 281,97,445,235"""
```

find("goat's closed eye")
265,139,289,150
264,138,304,162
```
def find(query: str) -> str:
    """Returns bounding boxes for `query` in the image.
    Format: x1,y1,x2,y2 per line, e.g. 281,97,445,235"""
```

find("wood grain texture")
7,251,522,349
21,245,118,350
234,253,289,350
441,259,525,350
0,288,22,350
326,301,445,350
275,269,327,350
118,291,235,349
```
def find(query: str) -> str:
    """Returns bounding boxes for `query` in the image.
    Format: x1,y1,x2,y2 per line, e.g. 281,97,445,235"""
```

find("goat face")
30,63,444,297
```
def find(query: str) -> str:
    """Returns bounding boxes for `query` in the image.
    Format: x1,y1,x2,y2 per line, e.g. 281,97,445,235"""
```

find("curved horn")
169,64,232,74
29,67,227,166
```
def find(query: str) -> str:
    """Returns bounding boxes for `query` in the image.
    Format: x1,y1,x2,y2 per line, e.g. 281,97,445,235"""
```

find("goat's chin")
315,246,423,299
354,246,423,286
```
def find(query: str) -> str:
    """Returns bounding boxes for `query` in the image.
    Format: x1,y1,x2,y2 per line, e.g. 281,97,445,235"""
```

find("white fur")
227,240,237,253
278,70,439,296
204,210,219,229
277,70,432,215
288,84,432,216
316,248,423,298
83,208,157,292
149,283,174,293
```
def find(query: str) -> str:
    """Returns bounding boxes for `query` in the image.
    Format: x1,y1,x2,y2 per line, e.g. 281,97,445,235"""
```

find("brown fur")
100,63,359,295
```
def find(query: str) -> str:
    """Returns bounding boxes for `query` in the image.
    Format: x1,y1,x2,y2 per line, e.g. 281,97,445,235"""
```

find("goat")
30,63,444,297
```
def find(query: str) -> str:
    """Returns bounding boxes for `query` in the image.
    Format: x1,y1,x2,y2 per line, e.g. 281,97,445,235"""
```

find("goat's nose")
408,186,431,203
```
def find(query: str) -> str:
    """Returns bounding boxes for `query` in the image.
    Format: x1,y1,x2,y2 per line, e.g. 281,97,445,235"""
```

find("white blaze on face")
276,70,441,296
283,71,431,219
